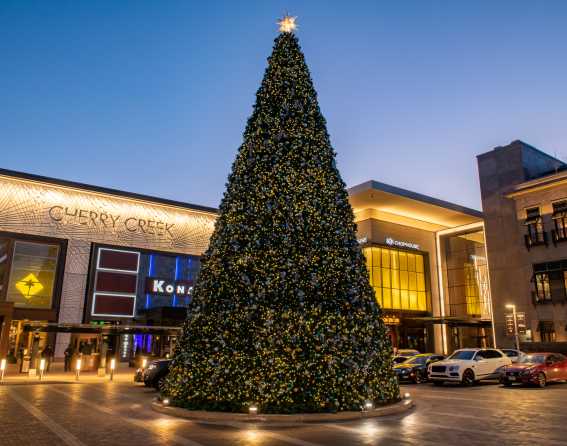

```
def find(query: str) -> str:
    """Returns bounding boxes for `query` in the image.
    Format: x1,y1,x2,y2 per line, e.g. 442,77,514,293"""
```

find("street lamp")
506,304,520,351
0,358,6,383
109,358,116,381
75,358,82,381
39,358,46,381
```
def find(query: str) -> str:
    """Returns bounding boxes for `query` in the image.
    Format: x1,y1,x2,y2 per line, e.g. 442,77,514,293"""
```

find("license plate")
508,376,516,381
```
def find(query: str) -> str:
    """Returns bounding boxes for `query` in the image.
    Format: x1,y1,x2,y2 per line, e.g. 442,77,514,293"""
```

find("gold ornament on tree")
278,15,297,33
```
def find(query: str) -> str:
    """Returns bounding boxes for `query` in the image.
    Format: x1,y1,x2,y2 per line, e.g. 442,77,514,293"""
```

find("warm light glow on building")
362,246,429,312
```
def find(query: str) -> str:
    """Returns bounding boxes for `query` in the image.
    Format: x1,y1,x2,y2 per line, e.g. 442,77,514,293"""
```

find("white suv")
428,348,512,386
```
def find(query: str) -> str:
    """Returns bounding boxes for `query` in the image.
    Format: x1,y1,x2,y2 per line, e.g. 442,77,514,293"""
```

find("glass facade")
442,230,491,319
362,246,429,312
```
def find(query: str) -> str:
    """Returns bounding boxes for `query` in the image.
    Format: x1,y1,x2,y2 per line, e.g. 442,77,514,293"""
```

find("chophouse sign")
48,206,175,238
385,237,420,250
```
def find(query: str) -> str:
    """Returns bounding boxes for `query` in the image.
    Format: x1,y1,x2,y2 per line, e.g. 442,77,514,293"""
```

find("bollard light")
364,400,374,411
39,358,46,380
141,358,147,369
249,405,258,416
403,392,411,399
162,398,170,406
75,359,82,381
110,358,116,381
0,358,6,383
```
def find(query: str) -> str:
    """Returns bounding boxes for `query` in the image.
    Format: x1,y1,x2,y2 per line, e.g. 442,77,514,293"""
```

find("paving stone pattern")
1,380,566,445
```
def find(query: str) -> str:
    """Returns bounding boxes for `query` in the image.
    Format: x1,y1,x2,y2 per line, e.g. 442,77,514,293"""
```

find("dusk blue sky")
2,1,567,210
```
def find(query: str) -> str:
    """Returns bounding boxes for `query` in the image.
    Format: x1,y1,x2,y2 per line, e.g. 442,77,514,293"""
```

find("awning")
22,321,182,336
406,316,493,327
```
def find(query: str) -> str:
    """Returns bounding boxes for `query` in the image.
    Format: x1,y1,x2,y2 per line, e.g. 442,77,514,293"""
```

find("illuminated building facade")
0,167,496,368
349,181,494,354
0,168,216,366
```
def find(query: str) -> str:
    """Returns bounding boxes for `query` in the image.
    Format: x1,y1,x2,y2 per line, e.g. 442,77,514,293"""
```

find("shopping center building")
0,166,496,373
0,168,216,372
350,181,493,355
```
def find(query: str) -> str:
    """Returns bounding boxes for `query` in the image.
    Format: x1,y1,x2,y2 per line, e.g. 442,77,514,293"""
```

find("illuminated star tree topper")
278,15,297,33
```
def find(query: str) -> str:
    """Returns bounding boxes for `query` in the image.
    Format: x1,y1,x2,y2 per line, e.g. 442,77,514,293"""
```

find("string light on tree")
278,15,297,33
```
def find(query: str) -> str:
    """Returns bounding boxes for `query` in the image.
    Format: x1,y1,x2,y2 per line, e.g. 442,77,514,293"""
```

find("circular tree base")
151,398,414,425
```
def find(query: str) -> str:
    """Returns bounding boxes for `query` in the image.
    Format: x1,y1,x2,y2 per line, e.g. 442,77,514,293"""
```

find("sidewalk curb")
151,398,414,424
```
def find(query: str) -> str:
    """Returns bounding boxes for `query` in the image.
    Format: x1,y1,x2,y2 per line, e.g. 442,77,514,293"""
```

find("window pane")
390,250,399,270
382,249,390,268
392,289,401,309
400,270,409,290
382,268,391,288
382,288,392,309
416,255,424,273
416,273,426,291
409,272,417,291
391,269,400,289
373,267,381,287
418,291,427,311
399,252,407,271
401,289,409,310
407,253,416,272
373,248,381,268
409,290,418,310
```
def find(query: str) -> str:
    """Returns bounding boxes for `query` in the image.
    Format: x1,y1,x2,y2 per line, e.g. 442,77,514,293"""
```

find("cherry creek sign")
145,277,194,296
48,205,175,238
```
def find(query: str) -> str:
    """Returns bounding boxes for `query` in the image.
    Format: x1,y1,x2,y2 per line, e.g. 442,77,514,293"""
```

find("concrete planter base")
151,398,414,424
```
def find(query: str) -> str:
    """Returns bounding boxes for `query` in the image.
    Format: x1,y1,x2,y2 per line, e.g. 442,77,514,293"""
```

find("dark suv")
394,353,445,383
142,359,171,389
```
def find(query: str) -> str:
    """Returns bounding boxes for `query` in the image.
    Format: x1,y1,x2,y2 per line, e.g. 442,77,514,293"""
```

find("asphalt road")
2,380,566,446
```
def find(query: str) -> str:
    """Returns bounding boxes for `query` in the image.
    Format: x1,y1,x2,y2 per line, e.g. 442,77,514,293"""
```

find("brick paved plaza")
2,377,566,446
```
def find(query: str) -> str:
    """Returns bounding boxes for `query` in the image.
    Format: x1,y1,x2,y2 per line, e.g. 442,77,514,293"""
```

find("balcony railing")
525,231,548,250
552,228,567,245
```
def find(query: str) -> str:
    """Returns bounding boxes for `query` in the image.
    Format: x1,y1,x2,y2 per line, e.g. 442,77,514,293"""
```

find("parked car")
141,359,171,389
501,349,525,363
428,348,511,386
393,349,420,364
394,353,445,383
500,353,567,388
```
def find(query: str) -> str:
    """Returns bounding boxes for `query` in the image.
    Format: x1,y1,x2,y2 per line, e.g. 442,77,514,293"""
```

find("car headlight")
448,365,459,372
148,364,157,370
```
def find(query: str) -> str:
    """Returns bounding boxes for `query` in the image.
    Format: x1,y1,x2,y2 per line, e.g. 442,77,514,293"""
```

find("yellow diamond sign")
15,273,44,299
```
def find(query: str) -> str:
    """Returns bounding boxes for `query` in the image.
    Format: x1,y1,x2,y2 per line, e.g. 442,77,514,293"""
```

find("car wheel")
462,369,475,386
500,378,512,387
537,372,546,388
433,380,444,386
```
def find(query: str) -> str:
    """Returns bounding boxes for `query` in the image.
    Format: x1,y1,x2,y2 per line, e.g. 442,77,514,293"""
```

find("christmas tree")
164,17,399,414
